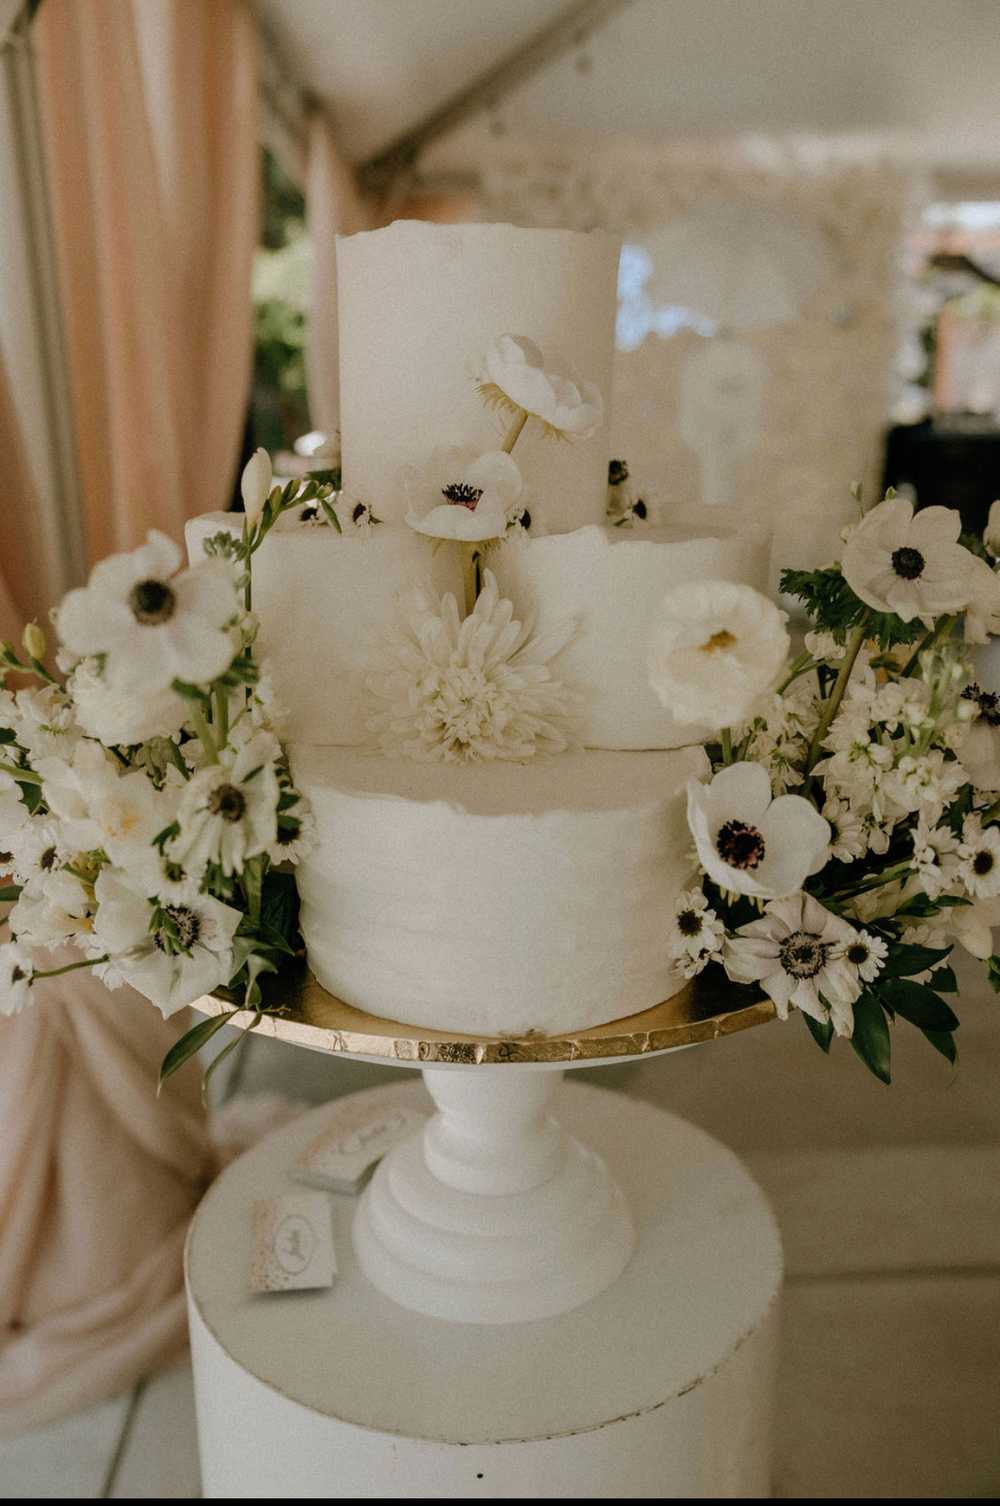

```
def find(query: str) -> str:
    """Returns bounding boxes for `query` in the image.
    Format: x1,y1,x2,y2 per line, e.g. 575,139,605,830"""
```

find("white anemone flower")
4,814,66,887
57,530,238,694
403,447,523,542
647,581,789,731
170,731,281,878
959,687,1000,791
367,569,577,763
92,867,240,1018
687,762,830,900
69,657,188,746
724,891,863,1037
10,869,93,950
841,496,976,625
669,888,726,978
476,335,603,440
958,816,1000,899
948,895,1000,960
0,939,34,1015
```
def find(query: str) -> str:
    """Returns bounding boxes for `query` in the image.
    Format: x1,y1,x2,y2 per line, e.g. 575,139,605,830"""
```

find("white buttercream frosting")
291,744,707,1037
336,221,620,532
184,513,463,744
492,522,772,750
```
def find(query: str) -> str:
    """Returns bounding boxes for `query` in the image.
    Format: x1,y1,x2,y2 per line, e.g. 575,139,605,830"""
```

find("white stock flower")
669,888,726,978
0,939,34,1015
171,731,280,878
958,816,1000,899
92,867,240,1018
841,496,976,624
403,447,523,543
367,569,577,764
57,530,238,694
241,448,272,527
11,869,93,950
4,684,80,763
687,762,830,900
647,580,789,730
35,740,170,870
0,772,29,855
882,750,967,824
822,796,866,863
724,891,862,1037
477,335,603,440
69,657,187,746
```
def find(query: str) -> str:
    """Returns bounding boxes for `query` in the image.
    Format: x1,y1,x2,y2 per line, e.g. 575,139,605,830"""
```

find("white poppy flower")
948,895,1000,960
10,869,93,950
92,867,240,1018
724,891,862,1037
403,447,522,543
69,657,188,746
959,687,1000,791
241,448,272,527
477,335,603,440
35,740,170,870
647,581,789,731
170,730,280,878
841,496,976,624
57,530,238,695
0,939,34,1016
687,761,830,899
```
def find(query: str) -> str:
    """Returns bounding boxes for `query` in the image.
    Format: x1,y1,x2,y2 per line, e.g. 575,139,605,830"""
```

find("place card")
290,1094,428,1195
250,1193,337,1293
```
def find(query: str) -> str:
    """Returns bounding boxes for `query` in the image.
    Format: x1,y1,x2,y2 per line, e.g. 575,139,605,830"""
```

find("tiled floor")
4,959,1000,1498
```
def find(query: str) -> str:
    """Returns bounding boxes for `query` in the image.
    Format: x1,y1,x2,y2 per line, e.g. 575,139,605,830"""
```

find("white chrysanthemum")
92,867,241,1018
69,657,188,746
367,569,577,764
57,529,238,694
403,447,523,543
841,496,977,625
669,888,726,978
476,334,603,440
724,891,862,1037
170,730,281,878
687,761,830,900
647,580,789,731
0,939,34,1016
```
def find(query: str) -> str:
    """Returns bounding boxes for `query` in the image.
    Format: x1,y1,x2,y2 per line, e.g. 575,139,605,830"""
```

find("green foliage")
779,565,925,648
850,994,892,1083
802,1011,834,1053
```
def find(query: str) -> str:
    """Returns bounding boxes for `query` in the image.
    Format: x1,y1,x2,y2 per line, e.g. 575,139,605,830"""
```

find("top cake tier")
337,220,620,532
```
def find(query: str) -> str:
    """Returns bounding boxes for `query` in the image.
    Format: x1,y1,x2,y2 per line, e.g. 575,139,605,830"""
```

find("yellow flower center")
700,629,737,654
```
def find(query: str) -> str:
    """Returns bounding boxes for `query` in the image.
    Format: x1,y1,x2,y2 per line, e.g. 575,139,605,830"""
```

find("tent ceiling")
255,0,1000,170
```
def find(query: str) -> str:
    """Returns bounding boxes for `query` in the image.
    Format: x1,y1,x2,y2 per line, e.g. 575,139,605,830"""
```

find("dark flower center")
716,819,766,870
208,783,246,822
890,546,925,581
0,851,11,866
442,482,483,511
300,504,319,522
964,684,1000,726
40,846,57,871
974,849,995,876
779,931,829,980
633,498,647,520
129,578,176,625
158,904,201,951
352,502,369,524
11,965,27,984
846,942,870,966
608,458,629,487
677,907,703,937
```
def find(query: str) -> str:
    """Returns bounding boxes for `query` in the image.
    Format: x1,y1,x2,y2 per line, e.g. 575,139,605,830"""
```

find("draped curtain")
0,347,44,645
33,0,259,560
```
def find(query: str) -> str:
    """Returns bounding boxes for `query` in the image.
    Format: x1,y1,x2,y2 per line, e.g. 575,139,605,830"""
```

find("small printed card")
250,1193,337,1294
290,1093,428,1195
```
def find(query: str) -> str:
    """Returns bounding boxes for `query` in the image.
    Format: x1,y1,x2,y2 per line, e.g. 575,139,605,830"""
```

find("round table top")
193,965,773,1069
186,1079,783,1445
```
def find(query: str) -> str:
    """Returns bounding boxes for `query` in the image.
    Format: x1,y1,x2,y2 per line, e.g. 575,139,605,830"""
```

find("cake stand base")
352,1068,635,1323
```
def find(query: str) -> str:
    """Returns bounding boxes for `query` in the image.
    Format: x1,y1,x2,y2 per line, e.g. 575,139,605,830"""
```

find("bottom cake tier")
290,744,708,1038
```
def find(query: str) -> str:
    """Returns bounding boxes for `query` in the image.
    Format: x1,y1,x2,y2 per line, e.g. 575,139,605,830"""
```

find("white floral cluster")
658,489,1000,1076
0,456,314,1031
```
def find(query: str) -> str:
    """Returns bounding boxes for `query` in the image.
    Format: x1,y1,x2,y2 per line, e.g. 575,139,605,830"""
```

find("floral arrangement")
0,453,337,1087
661,489,1000,1082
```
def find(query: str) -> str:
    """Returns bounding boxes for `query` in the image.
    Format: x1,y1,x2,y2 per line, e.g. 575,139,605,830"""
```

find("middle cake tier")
290,744,707,1039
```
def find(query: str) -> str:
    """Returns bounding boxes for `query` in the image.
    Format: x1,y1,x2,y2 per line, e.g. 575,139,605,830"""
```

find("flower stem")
189,702,218,764
501,409,529,454
213,686,229,747
900,615,954,678
242,517,252,613
33,953,110,980
720,727,733,765
802,613,870,779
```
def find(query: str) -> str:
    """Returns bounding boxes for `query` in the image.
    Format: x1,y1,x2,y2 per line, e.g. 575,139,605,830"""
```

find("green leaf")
987,956,1000,994
878,978,959,1032
802,1010,834,1053
922,1028,958,1065
157,1011,235,1092
880,942,953,979
261,867,300,942
319,494,342,533
850,994,892,1083
0,884,22,902
928,965,958,994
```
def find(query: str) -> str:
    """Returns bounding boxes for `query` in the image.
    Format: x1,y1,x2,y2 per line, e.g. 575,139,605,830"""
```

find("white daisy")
958,816,1000,899
0,938,34,1016
92,867,241,1018
170,731,280,878
475,334,603,440
403,447,523,543
842,929,888,984
841,496,977,625
687,762,831,900
669,888,726,978
56,530,239,694
724,891,863,1037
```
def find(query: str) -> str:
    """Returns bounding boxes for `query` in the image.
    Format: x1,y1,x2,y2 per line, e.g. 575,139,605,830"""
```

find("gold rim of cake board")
193,964,774,1066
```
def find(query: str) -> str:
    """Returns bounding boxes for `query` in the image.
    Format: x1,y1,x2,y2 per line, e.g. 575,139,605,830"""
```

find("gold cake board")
193,964,774,1067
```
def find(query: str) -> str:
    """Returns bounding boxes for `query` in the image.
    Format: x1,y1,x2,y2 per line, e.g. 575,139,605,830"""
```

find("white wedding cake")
186,221,771,1038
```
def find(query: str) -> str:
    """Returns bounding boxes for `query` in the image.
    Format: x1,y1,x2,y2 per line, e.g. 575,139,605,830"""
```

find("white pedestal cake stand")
185,972,783,1498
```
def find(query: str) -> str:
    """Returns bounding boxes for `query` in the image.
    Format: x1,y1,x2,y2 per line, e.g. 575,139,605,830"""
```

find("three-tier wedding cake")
187,220,770,1037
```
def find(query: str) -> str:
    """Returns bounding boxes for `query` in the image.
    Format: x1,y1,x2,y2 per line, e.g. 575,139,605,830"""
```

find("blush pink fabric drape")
33,0,259,560
0,348,46,644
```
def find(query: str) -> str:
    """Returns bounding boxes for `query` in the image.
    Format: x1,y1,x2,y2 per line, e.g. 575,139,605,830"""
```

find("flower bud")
22,622,46,660
240,448,272,527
